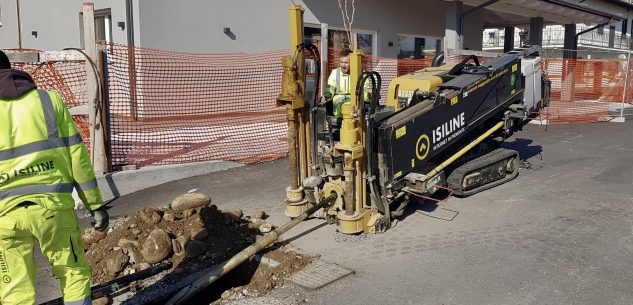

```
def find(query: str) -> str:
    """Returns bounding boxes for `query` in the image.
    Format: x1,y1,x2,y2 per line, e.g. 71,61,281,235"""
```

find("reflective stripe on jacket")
0,89,103,215
324,68,371,117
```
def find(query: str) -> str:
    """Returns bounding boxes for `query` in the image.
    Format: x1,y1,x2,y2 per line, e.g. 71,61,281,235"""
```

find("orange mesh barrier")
103,46,633,168
104,45,443,168
541,57,625,123
105,44,289,169
6,46,630,170
8,50,91,150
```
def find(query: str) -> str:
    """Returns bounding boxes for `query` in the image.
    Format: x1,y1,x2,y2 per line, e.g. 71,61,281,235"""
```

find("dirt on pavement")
81,193,315,304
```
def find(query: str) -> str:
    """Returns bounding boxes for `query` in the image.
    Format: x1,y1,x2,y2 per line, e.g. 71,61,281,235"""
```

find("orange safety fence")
540,57,630,123
104,44,289,169
105,45,451,168
5,45,632,170
8,51,91,151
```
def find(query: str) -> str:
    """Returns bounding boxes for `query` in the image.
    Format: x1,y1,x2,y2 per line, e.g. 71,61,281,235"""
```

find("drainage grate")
287,260,354,290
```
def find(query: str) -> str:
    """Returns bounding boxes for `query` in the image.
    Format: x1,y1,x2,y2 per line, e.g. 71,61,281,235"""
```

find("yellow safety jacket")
0,71,103,216
324,68,370,117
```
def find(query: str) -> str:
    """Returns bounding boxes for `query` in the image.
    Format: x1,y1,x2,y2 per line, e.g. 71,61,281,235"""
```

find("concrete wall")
0,0,486,57
0,0,132,50
463,13,485,51
135,0,446,57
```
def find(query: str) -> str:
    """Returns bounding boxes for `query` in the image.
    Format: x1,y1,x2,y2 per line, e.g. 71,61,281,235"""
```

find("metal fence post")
622,51,631,120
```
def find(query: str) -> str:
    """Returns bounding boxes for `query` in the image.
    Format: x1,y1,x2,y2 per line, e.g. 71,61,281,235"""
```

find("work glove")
90,208,109,231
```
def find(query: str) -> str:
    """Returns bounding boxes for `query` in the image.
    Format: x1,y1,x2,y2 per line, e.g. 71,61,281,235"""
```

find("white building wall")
136,0,447,57
0,0,130,50
0,0,485,58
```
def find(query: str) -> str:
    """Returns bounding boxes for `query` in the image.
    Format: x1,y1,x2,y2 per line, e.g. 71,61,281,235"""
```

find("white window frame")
397,33,443,58
328,26,378,57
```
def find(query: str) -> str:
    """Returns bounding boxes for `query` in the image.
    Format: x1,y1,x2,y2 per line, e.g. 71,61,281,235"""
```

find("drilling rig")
276,5,550,235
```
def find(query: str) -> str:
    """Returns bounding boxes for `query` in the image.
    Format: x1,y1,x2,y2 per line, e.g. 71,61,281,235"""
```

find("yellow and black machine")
276,5,550,234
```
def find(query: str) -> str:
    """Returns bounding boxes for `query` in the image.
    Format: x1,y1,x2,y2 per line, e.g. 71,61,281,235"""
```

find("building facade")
0,0,631,59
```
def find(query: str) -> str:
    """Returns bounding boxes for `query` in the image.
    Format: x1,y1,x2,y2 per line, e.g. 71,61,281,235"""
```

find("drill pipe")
287,109,300,189
40,262,172,305
166,193,338,305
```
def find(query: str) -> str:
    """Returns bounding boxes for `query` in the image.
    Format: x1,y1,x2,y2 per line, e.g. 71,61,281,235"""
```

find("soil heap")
82,193,314,304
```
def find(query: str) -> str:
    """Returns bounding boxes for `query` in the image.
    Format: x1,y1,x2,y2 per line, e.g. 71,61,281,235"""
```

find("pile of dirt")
82,193,315,304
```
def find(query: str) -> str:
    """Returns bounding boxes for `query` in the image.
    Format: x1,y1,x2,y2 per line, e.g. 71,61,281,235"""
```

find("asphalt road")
37,120,633,305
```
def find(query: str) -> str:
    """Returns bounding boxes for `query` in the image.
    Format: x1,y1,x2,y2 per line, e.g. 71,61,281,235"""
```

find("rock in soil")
259,222,273,233
105,250,129,275
171,236,187,256
81,228,107,248
137,262,151,271
139,208,162,225
228,208,244,219
163,211,175,222
92,296,110,305
141,228,172,264
84,196,315,304
171,193,211,212
252,211,267,220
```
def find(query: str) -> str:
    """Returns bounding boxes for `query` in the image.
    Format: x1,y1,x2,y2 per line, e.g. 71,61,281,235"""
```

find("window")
79,9,112,48
304,26,322,49
398,35,442,59
328,29,376,56
94,9,112,43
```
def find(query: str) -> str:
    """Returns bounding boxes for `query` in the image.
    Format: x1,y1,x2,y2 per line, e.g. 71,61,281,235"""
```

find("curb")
96,161,244,202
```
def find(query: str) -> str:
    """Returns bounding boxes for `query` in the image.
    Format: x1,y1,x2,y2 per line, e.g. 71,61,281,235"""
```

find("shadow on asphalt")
502,137,543,161
394,137,543,223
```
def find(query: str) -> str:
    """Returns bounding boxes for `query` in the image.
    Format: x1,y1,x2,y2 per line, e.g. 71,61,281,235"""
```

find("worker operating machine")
276,5,550,235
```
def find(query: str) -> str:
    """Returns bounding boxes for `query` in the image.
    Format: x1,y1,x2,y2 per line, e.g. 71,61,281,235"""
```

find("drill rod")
166,193,338,305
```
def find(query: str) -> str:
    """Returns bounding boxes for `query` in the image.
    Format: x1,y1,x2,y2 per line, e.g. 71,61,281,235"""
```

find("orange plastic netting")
541,57,630,123
9,45,631,169
11,55,91,150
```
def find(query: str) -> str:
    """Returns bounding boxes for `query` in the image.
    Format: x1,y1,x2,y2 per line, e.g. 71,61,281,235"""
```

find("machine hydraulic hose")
296,43,321,170
356,71,387,214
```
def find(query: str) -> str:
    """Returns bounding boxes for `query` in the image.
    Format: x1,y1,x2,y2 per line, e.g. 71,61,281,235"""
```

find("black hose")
62,48,105,122
432,51,445,67
447,54,481,76
356,71,387,214
292,43,322,172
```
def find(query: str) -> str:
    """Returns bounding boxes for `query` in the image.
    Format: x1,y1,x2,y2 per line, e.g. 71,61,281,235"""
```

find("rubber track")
447,148,519,197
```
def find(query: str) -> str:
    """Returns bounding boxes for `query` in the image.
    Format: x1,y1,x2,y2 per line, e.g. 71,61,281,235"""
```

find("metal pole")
621,51,631,119
320,23,328,99
16,0,22,49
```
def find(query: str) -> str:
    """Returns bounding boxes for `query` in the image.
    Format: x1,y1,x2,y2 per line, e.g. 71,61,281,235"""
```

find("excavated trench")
80,193,314,305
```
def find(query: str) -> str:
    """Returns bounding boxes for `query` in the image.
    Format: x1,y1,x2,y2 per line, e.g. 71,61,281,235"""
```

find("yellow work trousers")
0,203,92,305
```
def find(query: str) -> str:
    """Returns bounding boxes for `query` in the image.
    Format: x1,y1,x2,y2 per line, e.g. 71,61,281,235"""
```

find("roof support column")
563,23,576,59
530,17,543,47
608,25,616,48
562,23,577,103
504,26,515,53
444,0,463,54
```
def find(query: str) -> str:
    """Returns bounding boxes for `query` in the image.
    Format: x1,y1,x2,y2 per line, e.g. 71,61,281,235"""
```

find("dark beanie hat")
0,51,10,69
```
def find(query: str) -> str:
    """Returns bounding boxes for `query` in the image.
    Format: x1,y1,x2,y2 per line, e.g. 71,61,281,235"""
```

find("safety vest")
324,68,350,117
0,89,103,216
324,68,371,117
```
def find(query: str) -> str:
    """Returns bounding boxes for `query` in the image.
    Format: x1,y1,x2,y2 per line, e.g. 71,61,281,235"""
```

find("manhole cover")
287,260,354,290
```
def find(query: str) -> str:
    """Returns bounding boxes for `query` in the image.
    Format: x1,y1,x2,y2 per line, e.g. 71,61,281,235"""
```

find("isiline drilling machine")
276,5,550,235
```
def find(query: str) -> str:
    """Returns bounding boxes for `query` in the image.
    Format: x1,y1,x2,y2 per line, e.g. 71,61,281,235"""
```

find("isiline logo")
12,161,57,178
0,173,8,185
